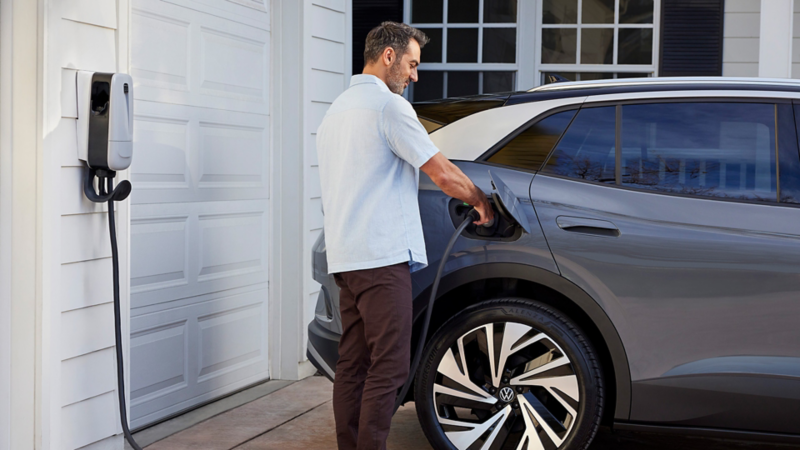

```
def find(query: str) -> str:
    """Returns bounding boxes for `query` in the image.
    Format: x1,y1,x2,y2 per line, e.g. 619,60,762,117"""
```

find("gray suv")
307,78,800,449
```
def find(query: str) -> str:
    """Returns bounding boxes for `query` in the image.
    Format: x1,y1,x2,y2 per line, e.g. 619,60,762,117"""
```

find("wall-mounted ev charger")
77,71,142,450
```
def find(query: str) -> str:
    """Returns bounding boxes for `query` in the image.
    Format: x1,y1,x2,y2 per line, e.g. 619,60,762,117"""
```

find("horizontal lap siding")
53,2,128,448
722,0,760,76
303,1,349,362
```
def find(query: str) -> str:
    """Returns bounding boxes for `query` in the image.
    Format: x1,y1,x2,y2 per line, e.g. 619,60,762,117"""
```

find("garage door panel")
164,0,269,31
131,101,269,205
133,0,269,115
130,320,189,403
130,215,189,294
131,9,190,91
131,200,268,310
197,302,264,381
130,287,268,426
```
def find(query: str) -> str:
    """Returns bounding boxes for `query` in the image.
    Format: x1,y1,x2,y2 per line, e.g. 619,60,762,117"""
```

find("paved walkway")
136,377,799,449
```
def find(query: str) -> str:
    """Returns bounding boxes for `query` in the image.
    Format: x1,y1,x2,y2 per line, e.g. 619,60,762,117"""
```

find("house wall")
722,0,761,77
301,0,351,369
47,0,132,448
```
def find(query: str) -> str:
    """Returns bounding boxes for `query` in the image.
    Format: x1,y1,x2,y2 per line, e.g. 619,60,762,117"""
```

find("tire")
414,298,604,450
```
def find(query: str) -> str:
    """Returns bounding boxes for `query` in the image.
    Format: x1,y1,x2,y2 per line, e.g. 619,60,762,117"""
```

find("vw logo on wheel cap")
498,386,515,403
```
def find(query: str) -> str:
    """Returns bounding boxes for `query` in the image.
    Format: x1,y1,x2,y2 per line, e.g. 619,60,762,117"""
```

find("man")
316,21,494,450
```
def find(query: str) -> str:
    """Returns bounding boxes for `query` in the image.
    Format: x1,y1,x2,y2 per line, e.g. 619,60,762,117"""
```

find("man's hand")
420,153,495,226
471,196,494,226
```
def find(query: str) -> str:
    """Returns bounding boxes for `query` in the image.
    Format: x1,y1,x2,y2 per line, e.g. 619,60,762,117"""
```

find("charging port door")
489,170,531,234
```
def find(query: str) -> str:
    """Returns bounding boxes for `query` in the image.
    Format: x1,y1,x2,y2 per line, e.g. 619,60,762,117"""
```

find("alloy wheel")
432,321,580,449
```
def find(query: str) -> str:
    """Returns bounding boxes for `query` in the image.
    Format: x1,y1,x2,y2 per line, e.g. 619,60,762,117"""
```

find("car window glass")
486,109,577,171
541,106,616,182
782,104,800,204
620,102,777,202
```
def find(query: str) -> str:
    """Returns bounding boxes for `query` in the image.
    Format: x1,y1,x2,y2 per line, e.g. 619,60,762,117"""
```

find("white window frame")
534,0,662,84
405,0,522,98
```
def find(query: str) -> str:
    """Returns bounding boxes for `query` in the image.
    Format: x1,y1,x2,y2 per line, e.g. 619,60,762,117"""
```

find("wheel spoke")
515,399,546,450
510,356,571,384
437,348,495,399
536,374,580,403
441,405,512,450
492,323,546,387
433,383,496,407
518,394,565,448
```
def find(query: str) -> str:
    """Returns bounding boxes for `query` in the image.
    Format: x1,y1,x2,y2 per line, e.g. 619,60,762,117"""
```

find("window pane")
543,0,577,24
483,71,515,93
542,28,577,63
618,28,653,64
620,0,654,24
582,0,614,23
448,0,479,23
581,28,613,64
412,0,443,23
448,71,480,97
543,72,577,84
488,110,578,171
578,72,614,81
780,104,800,203
542,107,617,182
412,71,444,101
447,28,479,62
616,72,651,78
419,28,443,63
485,0,518,23
483,28,516,63
621,103,777,202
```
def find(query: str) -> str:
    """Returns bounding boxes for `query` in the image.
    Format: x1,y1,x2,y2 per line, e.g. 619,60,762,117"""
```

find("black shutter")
353,0,404,75
659,0,725,76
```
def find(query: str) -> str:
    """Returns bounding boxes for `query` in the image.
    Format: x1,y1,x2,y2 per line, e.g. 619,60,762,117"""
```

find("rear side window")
540,106,617,182
486,110,577,171
781,104,800,204
620,102,776,202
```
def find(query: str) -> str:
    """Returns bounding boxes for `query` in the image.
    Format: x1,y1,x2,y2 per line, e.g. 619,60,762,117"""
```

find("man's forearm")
438,165,488,207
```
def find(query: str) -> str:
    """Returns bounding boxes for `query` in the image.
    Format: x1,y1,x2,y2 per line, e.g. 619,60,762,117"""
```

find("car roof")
506,77,800,105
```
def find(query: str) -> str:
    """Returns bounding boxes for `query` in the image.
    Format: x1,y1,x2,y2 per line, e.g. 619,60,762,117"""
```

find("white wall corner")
759,0,794,77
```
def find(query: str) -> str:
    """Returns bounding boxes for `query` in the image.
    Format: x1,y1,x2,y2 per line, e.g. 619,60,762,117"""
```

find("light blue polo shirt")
316,74,440,274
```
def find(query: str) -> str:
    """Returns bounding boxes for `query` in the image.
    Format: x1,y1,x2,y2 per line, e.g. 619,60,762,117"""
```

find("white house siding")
723,0,761,76
302,0,351,363
47,0,131,449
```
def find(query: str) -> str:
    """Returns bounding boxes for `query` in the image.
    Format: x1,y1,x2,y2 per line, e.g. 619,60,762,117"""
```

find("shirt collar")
350,74,391,93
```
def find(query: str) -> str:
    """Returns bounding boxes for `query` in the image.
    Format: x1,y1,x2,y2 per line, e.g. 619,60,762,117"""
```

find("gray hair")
364,21,429,66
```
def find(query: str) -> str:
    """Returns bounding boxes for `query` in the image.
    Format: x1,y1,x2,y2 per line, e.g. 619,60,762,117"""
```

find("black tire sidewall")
414,298,603,450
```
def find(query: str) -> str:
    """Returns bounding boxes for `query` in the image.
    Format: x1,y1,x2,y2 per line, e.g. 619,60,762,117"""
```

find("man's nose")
410,68,418,82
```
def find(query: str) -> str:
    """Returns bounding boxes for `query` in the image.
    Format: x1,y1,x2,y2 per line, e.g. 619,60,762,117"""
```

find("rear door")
530,97,800,434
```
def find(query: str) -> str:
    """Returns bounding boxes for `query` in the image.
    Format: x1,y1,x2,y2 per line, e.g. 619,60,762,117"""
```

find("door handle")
556,216,620,237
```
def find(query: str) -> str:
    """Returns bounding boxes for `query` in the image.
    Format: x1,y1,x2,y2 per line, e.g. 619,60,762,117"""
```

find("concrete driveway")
133,376,799,449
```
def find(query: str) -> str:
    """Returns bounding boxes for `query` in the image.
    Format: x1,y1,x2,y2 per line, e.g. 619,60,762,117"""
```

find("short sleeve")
382,96,440,168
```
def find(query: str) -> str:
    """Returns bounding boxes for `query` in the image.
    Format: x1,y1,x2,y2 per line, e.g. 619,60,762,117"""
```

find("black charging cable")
86,169,142,450
393,207,483,414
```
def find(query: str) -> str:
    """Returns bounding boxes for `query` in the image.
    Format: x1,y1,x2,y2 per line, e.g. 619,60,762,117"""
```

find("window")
779,104,800,204
539,0,657,83
486,110,577,171
621,103,777,202
407,0,519,101
541,106,616,182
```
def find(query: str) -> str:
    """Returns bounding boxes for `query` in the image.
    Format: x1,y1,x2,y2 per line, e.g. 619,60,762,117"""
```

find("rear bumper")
306,319,340,382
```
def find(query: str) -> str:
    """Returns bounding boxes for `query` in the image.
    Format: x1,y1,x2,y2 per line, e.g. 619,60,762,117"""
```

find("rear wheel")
414,298,604,450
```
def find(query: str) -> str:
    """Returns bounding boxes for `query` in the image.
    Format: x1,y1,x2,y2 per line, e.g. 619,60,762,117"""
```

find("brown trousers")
332,262,412,450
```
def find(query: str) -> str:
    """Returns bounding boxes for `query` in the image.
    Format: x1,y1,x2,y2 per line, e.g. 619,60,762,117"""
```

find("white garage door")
128,0,271,428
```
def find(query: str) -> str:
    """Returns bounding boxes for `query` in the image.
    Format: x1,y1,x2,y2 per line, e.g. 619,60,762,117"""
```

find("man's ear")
383,47,395,67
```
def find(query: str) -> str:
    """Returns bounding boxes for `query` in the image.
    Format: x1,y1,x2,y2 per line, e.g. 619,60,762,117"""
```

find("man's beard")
386,60,409,95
